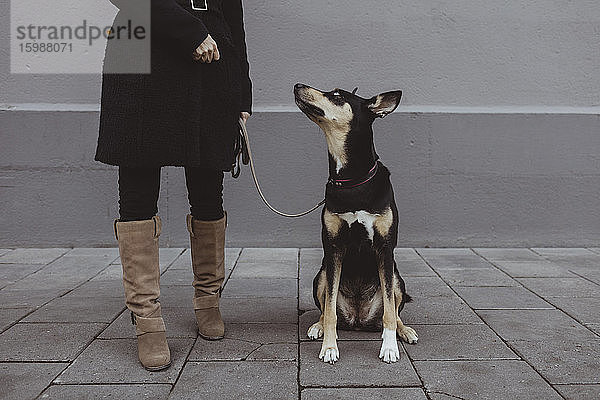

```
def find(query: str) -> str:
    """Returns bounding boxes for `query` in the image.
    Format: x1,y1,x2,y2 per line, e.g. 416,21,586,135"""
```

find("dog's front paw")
379,341,400,363
307,322,323,340
319,345,339,364
379,328,400,363
397,325,418,344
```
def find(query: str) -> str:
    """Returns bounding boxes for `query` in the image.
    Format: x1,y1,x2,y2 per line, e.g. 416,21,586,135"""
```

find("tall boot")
186,213,226,340
114,215,171,371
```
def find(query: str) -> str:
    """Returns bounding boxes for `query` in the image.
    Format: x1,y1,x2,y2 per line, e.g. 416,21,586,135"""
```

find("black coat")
94,0,252,169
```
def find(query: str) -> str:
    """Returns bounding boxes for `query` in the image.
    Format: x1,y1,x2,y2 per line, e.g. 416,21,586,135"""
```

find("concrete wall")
1,1,600,247
2,1,600,106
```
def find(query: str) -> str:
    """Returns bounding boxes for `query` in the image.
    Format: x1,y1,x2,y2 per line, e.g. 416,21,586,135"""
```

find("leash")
233,118,326,218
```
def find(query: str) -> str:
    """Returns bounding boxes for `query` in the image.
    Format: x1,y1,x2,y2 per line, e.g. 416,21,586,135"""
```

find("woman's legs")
184,166,227,340
118,166,161,221
184,166,224,221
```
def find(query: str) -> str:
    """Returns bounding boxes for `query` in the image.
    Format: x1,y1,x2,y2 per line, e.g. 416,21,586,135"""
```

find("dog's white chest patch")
338,210,380,241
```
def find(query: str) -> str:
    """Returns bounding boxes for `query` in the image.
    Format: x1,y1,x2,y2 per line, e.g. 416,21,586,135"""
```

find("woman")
94,0,252,371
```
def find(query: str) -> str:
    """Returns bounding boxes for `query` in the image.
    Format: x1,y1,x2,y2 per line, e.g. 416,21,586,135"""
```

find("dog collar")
328,162,379,189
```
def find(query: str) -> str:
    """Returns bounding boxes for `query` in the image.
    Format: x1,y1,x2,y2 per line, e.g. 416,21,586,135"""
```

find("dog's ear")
366,91,402,118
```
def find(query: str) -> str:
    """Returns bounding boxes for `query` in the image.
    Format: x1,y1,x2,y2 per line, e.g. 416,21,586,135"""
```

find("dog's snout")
295,83,307,91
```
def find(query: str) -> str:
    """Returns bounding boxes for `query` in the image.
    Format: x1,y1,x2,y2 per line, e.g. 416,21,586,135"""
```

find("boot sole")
198,332,224,341
143,361,172,372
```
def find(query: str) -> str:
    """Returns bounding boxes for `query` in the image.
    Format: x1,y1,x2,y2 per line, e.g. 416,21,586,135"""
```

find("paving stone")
99,307,197,339
587,324,600,335
473,248,543,261
300,341,420,387
224,248,242,267
225,322,297,344
454,286,553,309
530,251,600,270
61,247,120,259
0,288,67,308
518,277,600,298
572,268,600,285
301,388,428,400
229,260,297,279
22,295,125,323
403,324,517,360
158,248,187,268
301,248,323,258
548,258,600,271
164,249,191,269
65,278,125,298
38,253,114,275
55,338,193,384
0,308,33,332
39,384,172,400
88,262,123,280
417,248,475,256
159,267,194,286
492,260,576,278
428,394,462,400
219,297,297,324
0,263,44,289
419,255,494,269
111,247,185,273
299,249,321,311
247,343,297,361
7,255,113,292
155,285,195,309
238,248,298,262
545,297,600,324
0,248,70,264
508,338,600,384
394,248,423,260
532,248,597,257
396,260,437,277
299,309,381,341
588,248,600,255
0,362,67,400
6,276,81,293
402,295,482,325
0,249,13,257
554,384,600,399
436,268,518,287
0,323,106,361
222,278,297,298
414,360,562,400
478,309,591,342
406,276,457,298
188,338,260,361
170,361,297,400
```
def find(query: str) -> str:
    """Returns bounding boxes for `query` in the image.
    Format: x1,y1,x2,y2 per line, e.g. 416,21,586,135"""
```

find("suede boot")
114,215,171,371
186,213,226,340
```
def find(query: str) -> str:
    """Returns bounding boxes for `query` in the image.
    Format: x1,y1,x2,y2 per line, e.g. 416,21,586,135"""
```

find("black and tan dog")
294,83,418,364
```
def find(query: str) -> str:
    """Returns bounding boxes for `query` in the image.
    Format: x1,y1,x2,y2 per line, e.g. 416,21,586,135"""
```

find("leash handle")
238,118,326,218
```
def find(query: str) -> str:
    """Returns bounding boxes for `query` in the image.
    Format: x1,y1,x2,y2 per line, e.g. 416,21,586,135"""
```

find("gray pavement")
1,247,599,399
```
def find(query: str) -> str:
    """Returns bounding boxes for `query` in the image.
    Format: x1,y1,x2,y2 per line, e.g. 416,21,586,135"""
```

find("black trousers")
118,166,224,222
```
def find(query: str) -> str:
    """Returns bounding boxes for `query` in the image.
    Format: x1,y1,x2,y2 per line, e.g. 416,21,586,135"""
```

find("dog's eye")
333,92,341,96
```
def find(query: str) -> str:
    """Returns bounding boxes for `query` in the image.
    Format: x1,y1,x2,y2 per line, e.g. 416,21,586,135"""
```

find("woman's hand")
193,34,220,63
240,112,251,124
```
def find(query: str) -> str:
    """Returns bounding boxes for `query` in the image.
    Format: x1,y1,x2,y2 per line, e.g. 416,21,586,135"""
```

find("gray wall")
1,1,599,247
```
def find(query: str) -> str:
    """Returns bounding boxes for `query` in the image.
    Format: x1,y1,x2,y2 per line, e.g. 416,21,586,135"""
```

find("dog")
294,83,418,364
